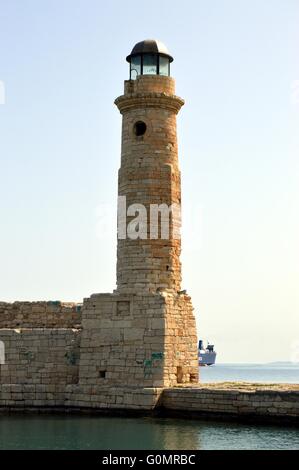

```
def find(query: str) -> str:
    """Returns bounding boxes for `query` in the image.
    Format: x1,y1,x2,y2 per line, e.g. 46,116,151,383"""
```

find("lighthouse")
115,40,184,294
77,41,198,407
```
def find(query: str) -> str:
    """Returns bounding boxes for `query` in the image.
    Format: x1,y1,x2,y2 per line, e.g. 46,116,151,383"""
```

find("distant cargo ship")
198,340,216,366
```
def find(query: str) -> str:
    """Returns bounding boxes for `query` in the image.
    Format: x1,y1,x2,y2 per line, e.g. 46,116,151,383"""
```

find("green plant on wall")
65,351,78,365
144,359,152,378
143,352,164,378
23,350,35,362
151,352,163,360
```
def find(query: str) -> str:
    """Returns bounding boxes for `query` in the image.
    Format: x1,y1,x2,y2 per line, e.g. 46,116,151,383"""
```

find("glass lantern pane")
130,55,141,79
159,56,169,76
143,54,157,75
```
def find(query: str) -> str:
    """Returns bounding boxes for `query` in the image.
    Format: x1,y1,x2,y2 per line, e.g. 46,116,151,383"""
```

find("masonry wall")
77,292,167,390
0,301,81,407
0,292,199,410
164,292,199,386
75,291,198,389
0,301,82,328
162,387,299,421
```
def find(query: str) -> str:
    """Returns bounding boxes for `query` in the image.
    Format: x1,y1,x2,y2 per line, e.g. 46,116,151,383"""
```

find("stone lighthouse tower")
115,40,184,294
77,40,198,409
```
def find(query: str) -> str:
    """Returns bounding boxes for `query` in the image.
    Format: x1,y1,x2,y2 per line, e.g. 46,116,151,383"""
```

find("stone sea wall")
0,291,198,409
0,382,298,425
162,384,299,422
0,300,298,424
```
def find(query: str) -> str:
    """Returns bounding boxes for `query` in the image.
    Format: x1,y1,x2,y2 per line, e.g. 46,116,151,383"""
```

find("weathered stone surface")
0,302,81,328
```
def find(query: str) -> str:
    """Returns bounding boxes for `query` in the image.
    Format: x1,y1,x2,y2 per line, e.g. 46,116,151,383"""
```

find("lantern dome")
126,39,173,62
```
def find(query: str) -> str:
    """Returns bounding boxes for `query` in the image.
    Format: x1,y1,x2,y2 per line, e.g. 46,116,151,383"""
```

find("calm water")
0,415,298,450
200,363,299,384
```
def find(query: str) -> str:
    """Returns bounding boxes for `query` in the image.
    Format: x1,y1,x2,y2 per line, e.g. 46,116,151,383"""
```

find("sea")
0,363,298,450
200,362,299,384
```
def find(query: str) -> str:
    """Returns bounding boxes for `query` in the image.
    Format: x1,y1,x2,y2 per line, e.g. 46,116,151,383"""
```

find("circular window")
134,121,147,136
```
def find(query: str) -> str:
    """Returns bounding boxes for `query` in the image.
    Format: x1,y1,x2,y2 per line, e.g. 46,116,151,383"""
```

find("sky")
0,0,298,363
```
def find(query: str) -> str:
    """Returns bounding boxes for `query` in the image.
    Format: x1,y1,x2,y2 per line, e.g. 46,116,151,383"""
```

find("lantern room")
126,39,174,80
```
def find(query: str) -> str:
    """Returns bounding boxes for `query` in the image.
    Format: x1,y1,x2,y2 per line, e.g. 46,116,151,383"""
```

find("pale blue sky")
0,0,298,362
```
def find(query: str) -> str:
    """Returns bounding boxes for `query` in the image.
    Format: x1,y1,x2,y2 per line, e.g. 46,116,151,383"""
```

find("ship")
198,340,216,366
